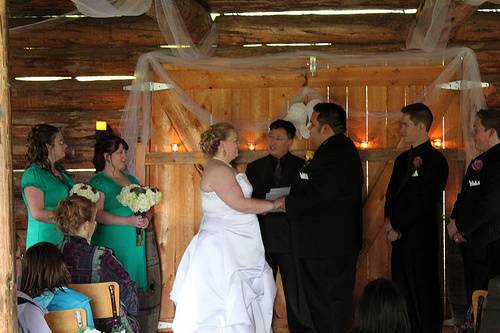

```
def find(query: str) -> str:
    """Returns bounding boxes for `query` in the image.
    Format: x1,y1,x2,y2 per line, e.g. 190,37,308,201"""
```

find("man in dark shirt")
448,108,500,303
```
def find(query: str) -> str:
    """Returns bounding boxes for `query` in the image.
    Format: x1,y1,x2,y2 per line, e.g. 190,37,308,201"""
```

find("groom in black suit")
246,119,312,332
282,103,363,333
384,103,448,333
448,108,500,303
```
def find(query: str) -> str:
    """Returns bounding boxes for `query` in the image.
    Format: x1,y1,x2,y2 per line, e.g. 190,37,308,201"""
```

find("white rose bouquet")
70,183,100,203
116,184,162,246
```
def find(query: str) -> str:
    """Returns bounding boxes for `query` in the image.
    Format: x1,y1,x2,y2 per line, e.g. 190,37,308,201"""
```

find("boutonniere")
412,156,423,168
305,150,314,162
471,159,483,172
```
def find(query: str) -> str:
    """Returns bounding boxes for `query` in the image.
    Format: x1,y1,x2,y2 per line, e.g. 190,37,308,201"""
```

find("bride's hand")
273,197,286,210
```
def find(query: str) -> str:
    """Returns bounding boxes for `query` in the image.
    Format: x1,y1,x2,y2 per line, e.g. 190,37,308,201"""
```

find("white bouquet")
70,183,100,203
116,184,162,213
116,184,162,246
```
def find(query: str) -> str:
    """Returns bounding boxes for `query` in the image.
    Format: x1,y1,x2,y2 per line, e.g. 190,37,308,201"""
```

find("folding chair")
45,308,87,333
472,289,488,330
68,282,120,319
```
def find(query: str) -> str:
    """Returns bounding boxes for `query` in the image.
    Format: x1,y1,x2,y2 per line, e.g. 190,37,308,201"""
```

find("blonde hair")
54,195,96,235
199,123,235,157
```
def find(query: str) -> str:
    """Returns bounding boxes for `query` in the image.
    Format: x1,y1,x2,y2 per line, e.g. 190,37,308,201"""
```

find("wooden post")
135,143,146,185
0,0,18,331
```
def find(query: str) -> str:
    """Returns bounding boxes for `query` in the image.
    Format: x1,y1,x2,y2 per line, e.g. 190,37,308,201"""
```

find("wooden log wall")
148,63,465,331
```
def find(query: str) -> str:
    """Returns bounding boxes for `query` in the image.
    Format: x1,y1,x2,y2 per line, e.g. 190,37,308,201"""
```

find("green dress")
21,164,75,249
89,171,148,291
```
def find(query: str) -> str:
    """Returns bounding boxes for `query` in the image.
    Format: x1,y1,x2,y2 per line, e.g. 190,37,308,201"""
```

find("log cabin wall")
6,0,500,329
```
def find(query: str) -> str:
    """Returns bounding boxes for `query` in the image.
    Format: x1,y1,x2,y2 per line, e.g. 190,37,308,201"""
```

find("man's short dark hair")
270,119,296,139
401,103,433,132
313,103,347,134
477,108,500,140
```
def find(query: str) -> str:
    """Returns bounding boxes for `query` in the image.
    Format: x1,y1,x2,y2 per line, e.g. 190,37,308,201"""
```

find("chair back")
68,282,120,319
45,308,87,333
472,289,488,327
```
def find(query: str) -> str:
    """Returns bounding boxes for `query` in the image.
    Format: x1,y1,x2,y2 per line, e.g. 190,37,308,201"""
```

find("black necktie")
273,159,282,187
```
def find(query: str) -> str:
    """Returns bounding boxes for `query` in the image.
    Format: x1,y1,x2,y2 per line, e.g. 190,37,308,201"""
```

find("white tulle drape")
406,0,500,52
71,0,152,17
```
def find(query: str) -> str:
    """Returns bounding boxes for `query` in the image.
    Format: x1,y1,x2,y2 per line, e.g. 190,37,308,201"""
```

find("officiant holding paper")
246,119,313,332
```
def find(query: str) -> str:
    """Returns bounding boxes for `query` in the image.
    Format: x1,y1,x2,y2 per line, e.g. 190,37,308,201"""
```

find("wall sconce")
171,143,179,152
247,142,256,151
432,138,442,148
359,141,369,149
309,56,317,77
95,120,107,131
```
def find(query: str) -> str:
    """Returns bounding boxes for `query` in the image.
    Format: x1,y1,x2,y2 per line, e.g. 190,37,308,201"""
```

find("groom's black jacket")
285,134,363,258
452,143,500,244
246,152,305,253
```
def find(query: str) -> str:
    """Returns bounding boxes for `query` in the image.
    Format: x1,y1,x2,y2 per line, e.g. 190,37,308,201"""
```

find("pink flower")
412,156,423,168
472,159,483,172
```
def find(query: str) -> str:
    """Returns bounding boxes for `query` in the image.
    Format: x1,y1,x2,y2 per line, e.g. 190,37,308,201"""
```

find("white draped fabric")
71,0,152,17
406,0,500,52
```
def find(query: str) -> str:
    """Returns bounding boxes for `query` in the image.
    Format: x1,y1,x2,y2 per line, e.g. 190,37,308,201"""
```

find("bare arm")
23,187,55,223
204,163,276,214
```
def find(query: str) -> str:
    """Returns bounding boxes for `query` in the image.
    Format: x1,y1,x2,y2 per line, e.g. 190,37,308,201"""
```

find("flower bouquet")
116,184,162,246
70,183,100,203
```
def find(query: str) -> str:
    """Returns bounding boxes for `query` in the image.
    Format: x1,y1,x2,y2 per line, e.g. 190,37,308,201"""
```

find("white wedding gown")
170,173,277,333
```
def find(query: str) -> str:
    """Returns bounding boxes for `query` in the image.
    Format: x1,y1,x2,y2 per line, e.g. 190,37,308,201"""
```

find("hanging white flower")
284,102,310,139
306,99,321,121
116,184,162,213
70,184,100,203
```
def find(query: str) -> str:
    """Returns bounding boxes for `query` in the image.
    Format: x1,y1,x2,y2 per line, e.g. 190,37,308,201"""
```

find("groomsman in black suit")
384,103,448,333
246,119,312,332
280,103,363,333
448,108,500,303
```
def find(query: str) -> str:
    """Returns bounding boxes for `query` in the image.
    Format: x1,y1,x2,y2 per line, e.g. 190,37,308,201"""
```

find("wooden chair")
45,308,87,333
472,289,488,328
68,282,120,319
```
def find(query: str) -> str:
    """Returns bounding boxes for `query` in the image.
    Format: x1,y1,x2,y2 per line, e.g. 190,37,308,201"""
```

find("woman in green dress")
22,124,75,249
89,135,149,291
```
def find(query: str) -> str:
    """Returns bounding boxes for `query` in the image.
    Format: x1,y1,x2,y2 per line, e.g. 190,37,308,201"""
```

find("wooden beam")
8,41,500,78
7,0,74,17
215,13,410,45
11,88,128,111
162,65,446,89
175,0,212,43
9,47,154,77
0,0,17,330
145,148,465,165
206,0,420,12
155,91,206,151
8,16,166,48
214,12,499,46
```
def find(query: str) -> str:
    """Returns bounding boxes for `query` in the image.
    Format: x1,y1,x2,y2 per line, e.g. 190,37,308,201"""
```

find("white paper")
265,186,290,213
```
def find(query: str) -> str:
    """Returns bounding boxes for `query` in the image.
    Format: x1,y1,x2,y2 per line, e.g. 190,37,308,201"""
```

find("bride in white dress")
170,123,282,333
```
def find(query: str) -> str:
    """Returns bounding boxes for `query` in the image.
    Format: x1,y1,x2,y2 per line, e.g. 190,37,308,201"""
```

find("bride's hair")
199,123,235,157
